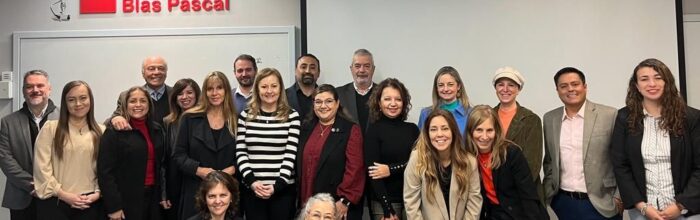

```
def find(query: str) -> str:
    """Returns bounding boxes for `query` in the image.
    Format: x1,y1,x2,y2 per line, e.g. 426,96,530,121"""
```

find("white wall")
685,14,700,108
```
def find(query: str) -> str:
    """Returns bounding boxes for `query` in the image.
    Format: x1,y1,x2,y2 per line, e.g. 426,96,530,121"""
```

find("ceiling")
684,0,700,14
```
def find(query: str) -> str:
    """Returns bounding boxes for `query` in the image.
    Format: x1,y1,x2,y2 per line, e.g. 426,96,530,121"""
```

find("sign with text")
80,0,229,14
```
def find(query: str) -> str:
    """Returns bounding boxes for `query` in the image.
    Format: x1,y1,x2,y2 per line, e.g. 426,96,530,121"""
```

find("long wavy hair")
246,68,292,122
367,78,412,123
54,81,103,160
194,171,240,220
430,66,470,111
465,105,518,169
187,71,237,136
164,78,201,126
626,58,686,136
414,109,472,204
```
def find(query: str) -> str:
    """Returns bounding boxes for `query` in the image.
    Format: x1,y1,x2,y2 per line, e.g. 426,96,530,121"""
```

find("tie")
151,91,160,101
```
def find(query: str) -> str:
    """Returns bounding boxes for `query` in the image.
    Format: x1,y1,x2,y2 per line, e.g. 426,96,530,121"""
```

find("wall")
685,14,700,108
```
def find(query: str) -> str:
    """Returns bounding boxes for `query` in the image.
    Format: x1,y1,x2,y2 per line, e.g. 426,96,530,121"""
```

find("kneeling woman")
404,109,482,220
465,105,547,220
189,171,241,220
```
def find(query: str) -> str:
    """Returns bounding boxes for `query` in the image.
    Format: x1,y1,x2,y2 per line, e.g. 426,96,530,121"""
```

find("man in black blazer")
106,56,173,129
337,49,377,133
0,70,59,220
286,54,320,120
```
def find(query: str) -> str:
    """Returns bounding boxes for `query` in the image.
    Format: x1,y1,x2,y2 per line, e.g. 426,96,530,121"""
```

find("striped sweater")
236,109,300,192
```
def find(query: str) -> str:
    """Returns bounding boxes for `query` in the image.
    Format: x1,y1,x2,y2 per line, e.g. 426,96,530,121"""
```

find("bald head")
141,56,168,89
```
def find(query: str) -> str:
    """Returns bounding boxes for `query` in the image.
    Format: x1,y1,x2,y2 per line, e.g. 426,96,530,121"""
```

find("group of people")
0,48,697,220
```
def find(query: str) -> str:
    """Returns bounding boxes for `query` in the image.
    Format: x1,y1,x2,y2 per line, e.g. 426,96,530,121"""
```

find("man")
107,56,172,129
542,67,622,220
232,54,257,114
0,70,58,220
337,49,377,133
286,54,320,119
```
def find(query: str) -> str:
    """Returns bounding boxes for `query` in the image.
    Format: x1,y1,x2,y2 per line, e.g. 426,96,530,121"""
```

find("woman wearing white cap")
491,66,544,203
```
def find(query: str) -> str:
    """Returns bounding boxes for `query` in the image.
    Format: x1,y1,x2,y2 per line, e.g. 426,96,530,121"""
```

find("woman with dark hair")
173,72,238,220
404,109,482,220
364,78,418,220
417,66,472,135
465,105,547,220
297,84,365,220
161,78,201,219
98,86,165,220
188,171,241,220
34,81,105,220
611,58,700,219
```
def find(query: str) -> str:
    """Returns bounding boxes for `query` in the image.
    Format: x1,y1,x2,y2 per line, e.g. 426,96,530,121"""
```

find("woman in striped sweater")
235,68,301,220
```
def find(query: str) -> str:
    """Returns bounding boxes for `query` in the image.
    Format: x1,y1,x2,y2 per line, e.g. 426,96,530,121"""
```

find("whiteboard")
13,26,297,122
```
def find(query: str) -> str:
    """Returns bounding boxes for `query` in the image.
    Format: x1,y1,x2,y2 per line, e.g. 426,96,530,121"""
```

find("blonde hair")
246,68,292,122
187,71,237,136
465,105,517,169
431,66,470,111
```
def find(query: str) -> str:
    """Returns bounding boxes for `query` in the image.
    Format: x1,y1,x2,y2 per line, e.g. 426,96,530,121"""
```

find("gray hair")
297,193,337,220
23,69,49,83
352,48,374,64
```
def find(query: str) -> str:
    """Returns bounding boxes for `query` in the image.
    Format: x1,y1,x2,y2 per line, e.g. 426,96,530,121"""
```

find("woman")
364,78,419,220
404,109,482,220
162,78,201,219
236,68,300,220
418,66,471,135
33,81,104,220
464,105,547,220
188,171,241,220
611,58,700,219
297,193,338,220
490,67,544,202
98,86,165,220
297,84,365,219
173,72,238,220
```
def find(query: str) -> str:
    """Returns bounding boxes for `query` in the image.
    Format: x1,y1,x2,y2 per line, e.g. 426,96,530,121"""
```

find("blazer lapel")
449,170,461,220
432,179,450,220
582,102,596,161
551,108,563,168
20,117,32,157
316,123,346,173
216,125,235,151
192,118,217,152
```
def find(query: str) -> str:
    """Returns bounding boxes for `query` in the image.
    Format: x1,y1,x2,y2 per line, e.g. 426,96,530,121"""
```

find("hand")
111,116,132,130
160,200,172,209
644,206,664,220
222,166,236,175
196,167,214,179
335,200,349,219
613,197,623,214
108,210,125,220
369,162,390,179
84,191,100,204
58,190,89,209
659,203,682,220
252,181,272,199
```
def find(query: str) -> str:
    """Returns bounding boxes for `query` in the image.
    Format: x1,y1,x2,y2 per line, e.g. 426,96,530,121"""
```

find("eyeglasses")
313,99,335,107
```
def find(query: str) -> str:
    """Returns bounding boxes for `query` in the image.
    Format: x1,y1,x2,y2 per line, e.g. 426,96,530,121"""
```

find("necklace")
319,124,331,137
70,122,88,135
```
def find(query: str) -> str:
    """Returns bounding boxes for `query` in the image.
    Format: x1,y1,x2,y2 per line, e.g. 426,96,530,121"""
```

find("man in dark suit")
337,49,377,134
542,67,623,220
231,54,257,114
107,56,173,129
286,54,320,120
0,70,59,220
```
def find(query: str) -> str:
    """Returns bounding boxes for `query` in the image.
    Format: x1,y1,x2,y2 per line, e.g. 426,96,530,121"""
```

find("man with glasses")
286,54,321,120
232,54,258,114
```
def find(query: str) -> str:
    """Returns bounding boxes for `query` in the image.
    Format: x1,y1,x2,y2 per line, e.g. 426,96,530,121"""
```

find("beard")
238,76,253,87
300,73,315,86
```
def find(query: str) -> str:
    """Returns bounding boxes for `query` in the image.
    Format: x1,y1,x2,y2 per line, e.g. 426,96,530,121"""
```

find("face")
296,56,320,86
380,87,403,119
234,59,256,87
206,79,225,107
305,201,335,220
437,74,460,103
313,92,338,123
177,85,197,110
142,57,167,89
350,55,375,86
428,116,452,153
472,118,496,153
23,74,51,108
206,183,231,218
495,78,520,105
635,67,665,103
556,72,587,108
257,75,281,107
127,90,149,120
65,85,90,119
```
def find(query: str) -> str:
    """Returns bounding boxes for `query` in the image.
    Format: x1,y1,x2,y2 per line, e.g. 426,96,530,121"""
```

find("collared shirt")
353,82,373,96
145,84,166,101
31,103,49,127
641,110,675,210
559,101,587,193
233,87,252,114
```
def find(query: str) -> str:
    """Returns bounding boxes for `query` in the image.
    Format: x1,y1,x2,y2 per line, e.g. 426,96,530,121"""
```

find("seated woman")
404,109,482,220
188,171,242,220
297,193,337,220
465,105,547,220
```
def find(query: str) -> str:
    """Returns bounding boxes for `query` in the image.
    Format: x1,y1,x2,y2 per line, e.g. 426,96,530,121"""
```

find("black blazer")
173,112,237,220
479,145,548,220
97,120,165,219
611,106,700,215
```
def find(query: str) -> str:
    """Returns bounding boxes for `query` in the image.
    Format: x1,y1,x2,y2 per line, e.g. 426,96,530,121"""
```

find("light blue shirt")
417,102,470,135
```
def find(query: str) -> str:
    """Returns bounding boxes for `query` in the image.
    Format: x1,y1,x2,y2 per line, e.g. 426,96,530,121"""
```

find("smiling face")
127,90,149,120
313,91,338,124
141,56,167,89
257,75,281,109
206,78,225,107
305,201,335,220
177,85,197,110
437,74,460,103
23,74,51,108
296,56,320,86
635,67,665,103
472,117,496,153
429,116,453,153
556,72,587,108
234,59,256,87
65,84,91,120
494,78,520,105
206,183,231,219
350,55,375,87
380,87,403,119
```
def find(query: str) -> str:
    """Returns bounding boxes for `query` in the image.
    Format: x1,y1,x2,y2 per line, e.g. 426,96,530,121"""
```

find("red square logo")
80,0,117,14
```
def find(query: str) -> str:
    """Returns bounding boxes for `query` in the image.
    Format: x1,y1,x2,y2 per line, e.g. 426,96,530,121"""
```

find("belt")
559,189,589,200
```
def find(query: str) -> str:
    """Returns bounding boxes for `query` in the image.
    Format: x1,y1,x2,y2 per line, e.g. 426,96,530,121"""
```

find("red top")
478,152,499,204
131,118,155,186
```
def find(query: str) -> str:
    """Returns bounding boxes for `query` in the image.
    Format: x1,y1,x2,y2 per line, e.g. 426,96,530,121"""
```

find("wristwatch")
339,197,351,207
677,202,688,215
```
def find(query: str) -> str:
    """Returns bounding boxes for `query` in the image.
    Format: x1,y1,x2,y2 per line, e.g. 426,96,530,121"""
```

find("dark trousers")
142,187,162,220
10,197,37,220
551,191,621,220
481,199,513,220
241,185,296,220
36,197,102,220
346,196,363,220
